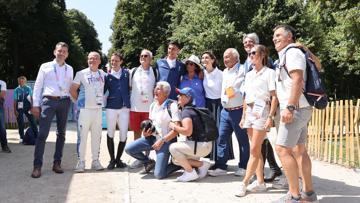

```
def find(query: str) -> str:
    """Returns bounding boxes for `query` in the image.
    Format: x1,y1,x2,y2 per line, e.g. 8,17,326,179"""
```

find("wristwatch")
268,115,275,120
286,104,296,112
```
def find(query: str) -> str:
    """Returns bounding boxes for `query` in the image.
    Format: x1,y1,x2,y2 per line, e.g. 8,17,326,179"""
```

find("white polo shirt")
129,66,156,112
244,66,276,104
203,67,223,99
276,43,309,109
149,100,180,140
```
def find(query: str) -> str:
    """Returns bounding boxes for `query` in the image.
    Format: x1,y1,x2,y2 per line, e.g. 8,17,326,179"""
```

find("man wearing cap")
179,55,206,108
169,87,212,182
31,42,73,178
125,81,181,179
155,41,186,100
208,48,249,177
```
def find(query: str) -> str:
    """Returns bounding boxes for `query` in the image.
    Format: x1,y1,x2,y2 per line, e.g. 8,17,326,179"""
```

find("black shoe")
141,159,155,174
2,145,11,153
116,160,127,168
264,170,282,183
107,160,116,170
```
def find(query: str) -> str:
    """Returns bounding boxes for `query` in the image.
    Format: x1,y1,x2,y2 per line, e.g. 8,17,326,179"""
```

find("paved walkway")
0,123,359,203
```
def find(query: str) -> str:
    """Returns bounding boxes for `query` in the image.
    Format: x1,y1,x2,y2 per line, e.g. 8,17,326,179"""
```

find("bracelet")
268,115,275,120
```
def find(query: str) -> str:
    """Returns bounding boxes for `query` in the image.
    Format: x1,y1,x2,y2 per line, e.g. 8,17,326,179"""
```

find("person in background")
0,79,11,153
104,52,130,170
13,76,38,144
128,49,157,169
169,87,212,182
155,41,186,100
236,44,277,197
179,55,206,108
70,51,106,173
31,42,73,178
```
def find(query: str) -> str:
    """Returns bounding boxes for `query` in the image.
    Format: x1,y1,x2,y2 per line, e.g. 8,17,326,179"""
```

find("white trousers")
106,108,130,142
78,108,102,162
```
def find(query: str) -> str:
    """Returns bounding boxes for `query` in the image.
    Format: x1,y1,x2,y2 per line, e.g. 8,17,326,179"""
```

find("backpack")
185,106,219,154
23,127,37,145
131,66,158,83
281,47,328,109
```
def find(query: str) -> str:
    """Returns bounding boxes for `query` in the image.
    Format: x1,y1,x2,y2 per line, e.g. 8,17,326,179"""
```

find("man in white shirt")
31,42,74,178
208,48,250,177
0,80,11,153
273,24,318,202
70,52,106,172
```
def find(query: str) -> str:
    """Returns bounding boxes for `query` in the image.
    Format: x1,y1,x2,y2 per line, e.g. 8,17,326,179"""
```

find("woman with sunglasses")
179,55,206,107
236,44,278,197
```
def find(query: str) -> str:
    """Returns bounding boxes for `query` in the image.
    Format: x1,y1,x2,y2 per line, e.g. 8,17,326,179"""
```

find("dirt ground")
0,122,359,203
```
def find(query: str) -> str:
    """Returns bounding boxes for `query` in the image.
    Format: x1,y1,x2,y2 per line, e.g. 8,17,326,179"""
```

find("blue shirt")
179,74,206,107
13,85,33,110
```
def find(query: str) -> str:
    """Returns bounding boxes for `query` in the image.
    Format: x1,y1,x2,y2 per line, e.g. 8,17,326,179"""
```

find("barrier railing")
307,99,360,168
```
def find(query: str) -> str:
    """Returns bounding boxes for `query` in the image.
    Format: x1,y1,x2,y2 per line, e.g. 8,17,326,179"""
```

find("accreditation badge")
17,102,23,109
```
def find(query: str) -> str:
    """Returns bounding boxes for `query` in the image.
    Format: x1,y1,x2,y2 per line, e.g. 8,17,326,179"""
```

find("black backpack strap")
131,66,139,81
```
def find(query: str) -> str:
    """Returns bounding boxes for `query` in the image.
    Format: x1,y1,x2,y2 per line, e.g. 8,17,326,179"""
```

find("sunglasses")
249,51,257,56
140,55,149,58
186,62,195,66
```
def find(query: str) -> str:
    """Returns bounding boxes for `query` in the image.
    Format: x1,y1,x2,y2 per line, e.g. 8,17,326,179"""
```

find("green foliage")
0,0,102,87
111,0,173,68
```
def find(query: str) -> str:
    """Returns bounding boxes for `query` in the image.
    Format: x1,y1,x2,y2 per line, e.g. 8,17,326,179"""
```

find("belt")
225,106,243,111
247,101,271,108
44,95,70,100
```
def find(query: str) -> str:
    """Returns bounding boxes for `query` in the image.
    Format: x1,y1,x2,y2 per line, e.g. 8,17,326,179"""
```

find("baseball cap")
176,87,195,99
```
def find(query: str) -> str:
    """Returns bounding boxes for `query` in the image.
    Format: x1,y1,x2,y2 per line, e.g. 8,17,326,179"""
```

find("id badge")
141,94,149,103
18,102,23,109
225,87,235,98
251,99,266,119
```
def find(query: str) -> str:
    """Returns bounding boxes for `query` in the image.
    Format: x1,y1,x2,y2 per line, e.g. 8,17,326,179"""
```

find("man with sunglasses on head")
155,41,186,100
128,49,156,169
272,24,318,203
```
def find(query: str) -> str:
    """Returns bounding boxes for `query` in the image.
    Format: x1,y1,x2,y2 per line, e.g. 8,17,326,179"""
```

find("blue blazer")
104,69,131,109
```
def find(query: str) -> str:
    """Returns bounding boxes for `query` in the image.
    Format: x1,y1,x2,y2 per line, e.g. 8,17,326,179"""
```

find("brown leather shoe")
52,162,64,174
31,167,41,178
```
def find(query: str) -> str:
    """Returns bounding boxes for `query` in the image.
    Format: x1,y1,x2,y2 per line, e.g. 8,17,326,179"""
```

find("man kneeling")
125,81,181,179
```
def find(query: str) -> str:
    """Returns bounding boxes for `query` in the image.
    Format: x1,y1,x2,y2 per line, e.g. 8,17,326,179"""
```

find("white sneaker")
272,175,288,189
235,182,247,197
91,160,104,171
74,160,85,173
246,180,267,192
234,168,246,177
208,168,227,177
129,159,143,169
197,161,211,179
176,169,199,182
19,139,23,144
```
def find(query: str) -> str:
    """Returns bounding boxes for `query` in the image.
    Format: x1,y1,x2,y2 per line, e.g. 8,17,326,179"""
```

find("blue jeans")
16,109,38,139
33,97,70,167
215,108,249,170
125,136,180,179
0,108,8,148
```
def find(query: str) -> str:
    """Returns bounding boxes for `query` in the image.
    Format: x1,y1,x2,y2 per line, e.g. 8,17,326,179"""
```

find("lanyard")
17,87,25,101
53,63,68,92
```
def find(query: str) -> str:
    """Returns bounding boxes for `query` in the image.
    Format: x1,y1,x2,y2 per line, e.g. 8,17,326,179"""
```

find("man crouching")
125,81,181,179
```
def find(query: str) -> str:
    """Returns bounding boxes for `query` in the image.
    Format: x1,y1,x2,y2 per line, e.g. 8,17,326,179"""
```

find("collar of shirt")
183,74,199,80
52,59,66,68
166,58,177,68
278,43,297,58
111,68,122,78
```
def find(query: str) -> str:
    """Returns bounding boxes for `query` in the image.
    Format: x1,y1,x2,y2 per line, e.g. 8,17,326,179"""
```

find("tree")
110,0,173,68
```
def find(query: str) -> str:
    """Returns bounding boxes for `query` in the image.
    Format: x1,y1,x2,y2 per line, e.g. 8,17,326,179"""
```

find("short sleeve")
13,89,18,100
170,102,181,122
268,69,276,91
73,71,82,85
0,81,6,91
285,48,306,73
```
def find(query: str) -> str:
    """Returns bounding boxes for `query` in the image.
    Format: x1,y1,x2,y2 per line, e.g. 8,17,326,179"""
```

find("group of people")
0,24,319,203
